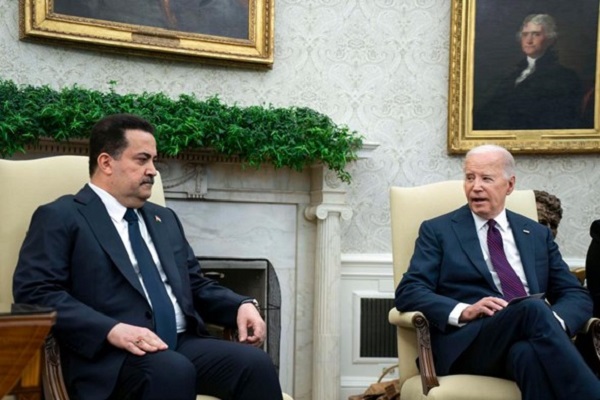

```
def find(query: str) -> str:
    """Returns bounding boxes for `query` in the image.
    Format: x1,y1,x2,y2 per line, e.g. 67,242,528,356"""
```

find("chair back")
0,155,166,305
389,180,537,385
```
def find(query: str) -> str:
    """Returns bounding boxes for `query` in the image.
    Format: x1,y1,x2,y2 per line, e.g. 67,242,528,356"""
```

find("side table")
0,303,56,399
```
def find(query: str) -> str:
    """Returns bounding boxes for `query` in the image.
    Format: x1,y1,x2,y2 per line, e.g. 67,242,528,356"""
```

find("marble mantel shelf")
24,137,243,164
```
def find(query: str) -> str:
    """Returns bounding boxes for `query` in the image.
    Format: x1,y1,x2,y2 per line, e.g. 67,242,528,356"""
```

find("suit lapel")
452,206,499,293
75,185,146,298
508,211,540,293
139,207,185,304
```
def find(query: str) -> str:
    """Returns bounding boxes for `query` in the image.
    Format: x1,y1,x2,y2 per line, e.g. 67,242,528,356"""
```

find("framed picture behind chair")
448,0,600,154
19,0,274,68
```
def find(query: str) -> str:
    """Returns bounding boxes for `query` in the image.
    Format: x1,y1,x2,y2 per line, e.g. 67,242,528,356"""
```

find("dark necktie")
124,208,177,347
486,219,527,301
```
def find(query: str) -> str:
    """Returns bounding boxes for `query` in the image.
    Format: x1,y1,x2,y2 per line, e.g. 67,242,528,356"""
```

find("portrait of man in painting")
472,0,598,131
53,0,250,40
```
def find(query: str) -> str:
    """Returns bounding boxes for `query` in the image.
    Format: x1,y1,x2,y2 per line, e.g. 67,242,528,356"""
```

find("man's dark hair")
88,114,155,176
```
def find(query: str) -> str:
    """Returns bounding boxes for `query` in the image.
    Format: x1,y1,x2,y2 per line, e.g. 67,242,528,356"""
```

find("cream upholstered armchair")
387,181,600,400
0,156,292,400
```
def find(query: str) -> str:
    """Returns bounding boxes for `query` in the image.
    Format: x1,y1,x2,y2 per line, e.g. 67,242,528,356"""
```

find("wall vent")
360,297,397,358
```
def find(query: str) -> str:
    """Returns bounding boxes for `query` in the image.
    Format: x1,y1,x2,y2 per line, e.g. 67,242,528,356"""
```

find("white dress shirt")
89,183,187,332
448,208,565,330
449,209,528,325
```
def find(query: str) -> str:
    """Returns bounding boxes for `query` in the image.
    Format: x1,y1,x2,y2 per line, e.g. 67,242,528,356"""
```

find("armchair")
0,156,291,400
387,180,600,399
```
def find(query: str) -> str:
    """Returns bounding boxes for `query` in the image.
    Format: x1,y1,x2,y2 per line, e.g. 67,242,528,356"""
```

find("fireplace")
198,257,281,372
161,155,354,400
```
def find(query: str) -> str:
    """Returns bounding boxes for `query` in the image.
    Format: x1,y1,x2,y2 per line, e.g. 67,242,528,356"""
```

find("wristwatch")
241,298,260,312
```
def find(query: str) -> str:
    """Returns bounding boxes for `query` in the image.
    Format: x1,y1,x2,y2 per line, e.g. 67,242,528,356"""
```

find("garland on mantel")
0,78,363,183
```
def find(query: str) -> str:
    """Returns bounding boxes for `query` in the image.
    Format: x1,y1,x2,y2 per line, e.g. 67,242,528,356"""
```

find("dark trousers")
449,299,600,400
110,333,282,400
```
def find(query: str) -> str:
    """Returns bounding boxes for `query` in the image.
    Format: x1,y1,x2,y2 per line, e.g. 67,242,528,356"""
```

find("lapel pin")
155,215,162,223
523,229,530,234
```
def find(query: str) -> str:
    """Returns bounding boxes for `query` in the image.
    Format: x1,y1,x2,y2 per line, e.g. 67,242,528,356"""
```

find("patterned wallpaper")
2,0,599,259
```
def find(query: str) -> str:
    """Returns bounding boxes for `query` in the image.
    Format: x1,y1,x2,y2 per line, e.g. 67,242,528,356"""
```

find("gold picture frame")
19,0,274,68
448,0,600,154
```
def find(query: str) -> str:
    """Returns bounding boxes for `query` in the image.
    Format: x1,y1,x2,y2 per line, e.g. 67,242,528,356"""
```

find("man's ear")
506,176,516,195
96,153,113,175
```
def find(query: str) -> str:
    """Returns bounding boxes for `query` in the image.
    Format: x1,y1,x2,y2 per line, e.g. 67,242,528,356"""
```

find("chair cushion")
401,374,520,400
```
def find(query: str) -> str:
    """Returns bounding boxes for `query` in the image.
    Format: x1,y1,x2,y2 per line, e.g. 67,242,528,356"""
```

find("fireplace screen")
197,257,281,372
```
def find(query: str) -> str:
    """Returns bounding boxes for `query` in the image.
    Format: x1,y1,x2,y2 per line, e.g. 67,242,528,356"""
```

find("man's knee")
150,351,196,384
114,351,196,399
232,344,276,374
511,299,559,331
137,352,195,389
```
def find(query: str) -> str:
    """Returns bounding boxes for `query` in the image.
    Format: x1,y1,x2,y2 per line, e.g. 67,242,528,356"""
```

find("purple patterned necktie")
487,219,527,301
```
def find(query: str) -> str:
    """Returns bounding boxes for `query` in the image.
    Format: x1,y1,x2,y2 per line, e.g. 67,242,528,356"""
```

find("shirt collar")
471,209,509,232
88,182,130,223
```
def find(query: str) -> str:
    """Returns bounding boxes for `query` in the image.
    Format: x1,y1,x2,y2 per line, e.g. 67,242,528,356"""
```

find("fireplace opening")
197,257,281,373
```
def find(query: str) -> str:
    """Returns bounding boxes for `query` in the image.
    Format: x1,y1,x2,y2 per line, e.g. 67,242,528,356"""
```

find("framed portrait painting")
19,0,274,68
448,0,600,153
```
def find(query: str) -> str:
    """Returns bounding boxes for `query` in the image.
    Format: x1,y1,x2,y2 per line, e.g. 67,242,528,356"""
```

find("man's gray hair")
464,144,516,179
517,14,558,41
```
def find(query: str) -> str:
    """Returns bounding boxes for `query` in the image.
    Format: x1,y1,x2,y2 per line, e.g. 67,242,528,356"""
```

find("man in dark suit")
395,144,599,399
474,14,584,130
12,114,282,400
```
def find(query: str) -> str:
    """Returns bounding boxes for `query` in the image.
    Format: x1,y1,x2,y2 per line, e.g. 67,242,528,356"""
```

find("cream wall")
2,1,598,278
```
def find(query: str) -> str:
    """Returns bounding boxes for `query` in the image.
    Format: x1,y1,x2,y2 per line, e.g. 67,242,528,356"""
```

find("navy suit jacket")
395,205,592,375
13,185,248,399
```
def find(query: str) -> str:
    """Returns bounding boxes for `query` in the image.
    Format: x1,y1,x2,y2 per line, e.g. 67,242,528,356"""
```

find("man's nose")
146,162,158,176
472,179,484,190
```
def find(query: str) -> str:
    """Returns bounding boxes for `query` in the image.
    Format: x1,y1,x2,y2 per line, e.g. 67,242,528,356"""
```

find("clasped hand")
459,296,508,323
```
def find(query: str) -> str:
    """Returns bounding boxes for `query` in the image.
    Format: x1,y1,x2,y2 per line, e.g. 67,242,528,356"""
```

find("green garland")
0,79,363,182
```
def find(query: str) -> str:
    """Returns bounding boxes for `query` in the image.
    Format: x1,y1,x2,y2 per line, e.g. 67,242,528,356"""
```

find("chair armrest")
388,310,424,327
582,317,600,362
42,333,69,400
388,308,439,395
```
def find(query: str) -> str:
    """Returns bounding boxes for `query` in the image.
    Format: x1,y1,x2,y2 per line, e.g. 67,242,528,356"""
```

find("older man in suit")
395,144,599,400
13,114,282,400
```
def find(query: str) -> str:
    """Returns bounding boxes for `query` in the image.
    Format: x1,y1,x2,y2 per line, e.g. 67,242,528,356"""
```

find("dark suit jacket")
395,205,592,375
474,49,584,130
13,185,248,399
586,219,600,318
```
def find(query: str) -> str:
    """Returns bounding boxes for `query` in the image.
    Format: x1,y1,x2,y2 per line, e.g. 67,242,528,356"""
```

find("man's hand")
107,322,168,355
459,296,508,323
236,302,266,346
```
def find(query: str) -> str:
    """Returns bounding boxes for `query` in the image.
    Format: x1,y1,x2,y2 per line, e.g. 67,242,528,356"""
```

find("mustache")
141,177,154,185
